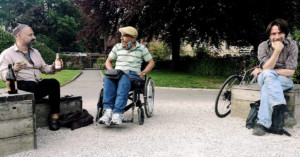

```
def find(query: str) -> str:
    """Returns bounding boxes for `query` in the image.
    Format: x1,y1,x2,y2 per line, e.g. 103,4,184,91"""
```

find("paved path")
7,70,300,157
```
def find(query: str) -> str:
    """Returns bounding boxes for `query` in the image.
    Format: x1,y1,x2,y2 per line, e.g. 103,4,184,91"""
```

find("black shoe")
282,105,297,128
252,123,267,136
49,115,60,131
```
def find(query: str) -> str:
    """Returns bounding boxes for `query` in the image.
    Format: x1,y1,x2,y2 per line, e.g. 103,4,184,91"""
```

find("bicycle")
215,57,259,118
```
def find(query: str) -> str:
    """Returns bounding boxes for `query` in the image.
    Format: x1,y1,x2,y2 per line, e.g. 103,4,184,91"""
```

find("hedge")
0,28,15,52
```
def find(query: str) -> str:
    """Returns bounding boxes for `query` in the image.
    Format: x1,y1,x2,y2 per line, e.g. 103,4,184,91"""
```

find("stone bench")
0,89,82,156
34,95,82,128
0,89,36,157
231,84,300,122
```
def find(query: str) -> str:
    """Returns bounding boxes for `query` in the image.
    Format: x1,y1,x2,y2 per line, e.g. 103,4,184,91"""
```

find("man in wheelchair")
98,26,155,125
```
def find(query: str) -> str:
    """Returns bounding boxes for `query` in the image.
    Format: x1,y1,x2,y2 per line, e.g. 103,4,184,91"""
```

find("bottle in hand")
55,53,62,70
6,64,18,94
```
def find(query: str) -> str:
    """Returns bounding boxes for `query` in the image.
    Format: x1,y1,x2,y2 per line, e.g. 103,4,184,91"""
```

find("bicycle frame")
239,65,259,85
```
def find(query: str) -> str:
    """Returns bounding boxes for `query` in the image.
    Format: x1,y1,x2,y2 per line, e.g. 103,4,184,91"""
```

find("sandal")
49,115,60,131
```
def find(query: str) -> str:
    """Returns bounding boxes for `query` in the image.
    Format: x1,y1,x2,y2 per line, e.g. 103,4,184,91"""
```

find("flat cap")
12,24,29,38
119,26,138,38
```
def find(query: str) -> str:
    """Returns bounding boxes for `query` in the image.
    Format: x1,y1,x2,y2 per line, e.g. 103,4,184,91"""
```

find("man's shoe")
49,115,60,131
98,109,112,125
252,123,267,136
110,113,123,125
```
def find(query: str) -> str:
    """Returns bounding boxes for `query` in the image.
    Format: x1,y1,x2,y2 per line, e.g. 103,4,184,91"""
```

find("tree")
75,0,300,70
0,0,85,52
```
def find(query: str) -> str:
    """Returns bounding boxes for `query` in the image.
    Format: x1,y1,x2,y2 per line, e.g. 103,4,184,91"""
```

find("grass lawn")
0,70,82,88
147,70,227,89
1,69,227,89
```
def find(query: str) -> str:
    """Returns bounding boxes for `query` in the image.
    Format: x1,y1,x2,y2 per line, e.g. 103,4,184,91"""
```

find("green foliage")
292,30,300,83
33,41,56,65
36,34,60,52
149,41,171,60
0,0,86,52
55,15,79,50
96,57,106,65
0,28,15,52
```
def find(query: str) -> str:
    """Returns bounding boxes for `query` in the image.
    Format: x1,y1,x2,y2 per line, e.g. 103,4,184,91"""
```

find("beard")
26,40,35,48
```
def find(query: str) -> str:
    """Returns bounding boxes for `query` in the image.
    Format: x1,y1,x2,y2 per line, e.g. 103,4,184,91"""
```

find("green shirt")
109,42,152,72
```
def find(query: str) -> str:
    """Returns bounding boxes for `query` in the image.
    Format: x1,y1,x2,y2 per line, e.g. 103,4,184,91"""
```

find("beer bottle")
54,53,62,70
6,64,18,94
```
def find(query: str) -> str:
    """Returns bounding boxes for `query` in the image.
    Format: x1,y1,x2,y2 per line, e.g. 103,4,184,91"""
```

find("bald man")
0,24,63,131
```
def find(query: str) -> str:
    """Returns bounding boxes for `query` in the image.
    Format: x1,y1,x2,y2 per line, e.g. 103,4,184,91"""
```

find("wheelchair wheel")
95,89,104,122
138,108,144,125
144,77,155,118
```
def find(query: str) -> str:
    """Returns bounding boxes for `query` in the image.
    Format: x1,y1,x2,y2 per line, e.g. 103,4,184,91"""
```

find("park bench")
231,84,300,122
0,89,82,156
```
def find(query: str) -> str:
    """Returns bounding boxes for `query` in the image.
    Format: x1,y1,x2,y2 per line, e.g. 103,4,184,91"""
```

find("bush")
33,41,56,64
36,34,60,52
149,41,171,60
0,28,15,52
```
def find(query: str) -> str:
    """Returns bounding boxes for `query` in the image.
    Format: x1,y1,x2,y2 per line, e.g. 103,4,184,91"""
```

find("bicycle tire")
215,75,242,118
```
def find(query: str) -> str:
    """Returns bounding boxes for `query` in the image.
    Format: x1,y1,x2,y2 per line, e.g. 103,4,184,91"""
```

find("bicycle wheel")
215,75,242,118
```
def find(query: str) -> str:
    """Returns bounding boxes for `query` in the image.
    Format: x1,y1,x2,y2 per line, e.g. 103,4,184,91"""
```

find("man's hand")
137,72,145,79
52,59,64,72
14,61,26,72
251,68,263,78
271,41,284,54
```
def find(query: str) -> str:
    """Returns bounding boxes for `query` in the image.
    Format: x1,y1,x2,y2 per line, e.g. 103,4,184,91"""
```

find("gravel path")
7,70,300,157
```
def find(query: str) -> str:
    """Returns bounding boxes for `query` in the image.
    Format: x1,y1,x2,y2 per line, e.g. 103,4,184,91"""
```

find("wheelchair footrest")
122,119,133,123
124,103,133,111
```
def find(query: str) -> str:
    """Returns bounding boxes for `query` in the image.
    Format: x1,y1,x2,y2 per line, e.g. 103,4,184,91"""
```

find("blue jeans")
257,70,293,128
103,71,142,114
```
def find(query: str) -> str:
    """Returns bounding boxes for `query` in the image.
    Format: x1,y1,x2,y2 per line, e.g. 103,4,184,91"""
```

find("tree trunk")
171,33,181,71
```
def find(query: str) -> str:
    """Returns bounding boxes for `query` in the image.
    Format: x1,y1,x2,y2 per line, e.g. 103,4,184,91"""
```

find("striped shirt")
109,42,152,72
258,39,298,70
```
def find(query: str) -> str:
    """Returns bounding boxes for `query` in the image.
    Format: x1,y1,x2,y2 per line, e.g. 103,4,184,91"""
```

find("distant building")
208,42,253,57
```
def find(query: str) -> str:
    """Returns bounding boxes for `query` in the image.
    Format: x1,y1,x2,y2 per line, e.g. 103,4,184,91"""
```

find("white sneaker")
98,109,112,125
110,113,123,125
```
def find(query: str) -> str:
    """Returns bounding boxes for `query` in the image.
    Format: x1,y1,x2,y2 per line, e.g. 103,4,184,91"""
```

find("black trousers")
18,79,60,114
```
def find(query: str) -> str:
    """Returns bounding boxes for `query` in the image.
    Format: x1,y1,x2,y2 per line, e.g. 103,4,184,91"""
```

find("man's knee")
40,79,60,88
48,79,60,87
261,70,278,79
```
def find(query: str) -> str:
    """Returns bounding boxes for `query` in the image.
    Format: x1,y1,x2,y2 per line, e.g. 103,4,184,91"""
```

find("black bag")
246,100,260,129
105,69,124,80
59,109,94,130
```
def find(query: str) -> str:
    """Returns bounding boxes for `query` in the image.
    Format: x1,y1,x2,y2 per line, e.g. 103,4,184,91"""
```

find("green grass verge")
147,70,227,89
0,70,82,88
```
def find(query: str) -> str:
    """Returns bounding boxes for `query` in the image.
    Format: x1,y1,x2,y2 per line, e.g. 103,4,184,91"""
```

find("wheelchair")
95,74,155,125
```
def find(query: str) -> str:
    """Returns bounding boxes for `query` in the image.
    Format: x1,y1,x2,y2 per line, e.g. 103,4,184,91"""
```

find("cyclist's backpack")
59,109,94,130
245,101,291,136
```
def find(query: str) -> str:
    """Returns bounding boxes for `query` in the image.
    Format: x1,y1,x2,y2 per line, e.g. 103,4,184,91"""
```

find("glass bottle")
6,64,18,94
55,53,62,70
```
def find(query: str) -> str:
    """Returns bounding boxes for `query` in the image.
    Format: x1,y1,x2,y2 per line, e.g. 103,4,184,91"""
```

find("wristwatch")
141,72,146,76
